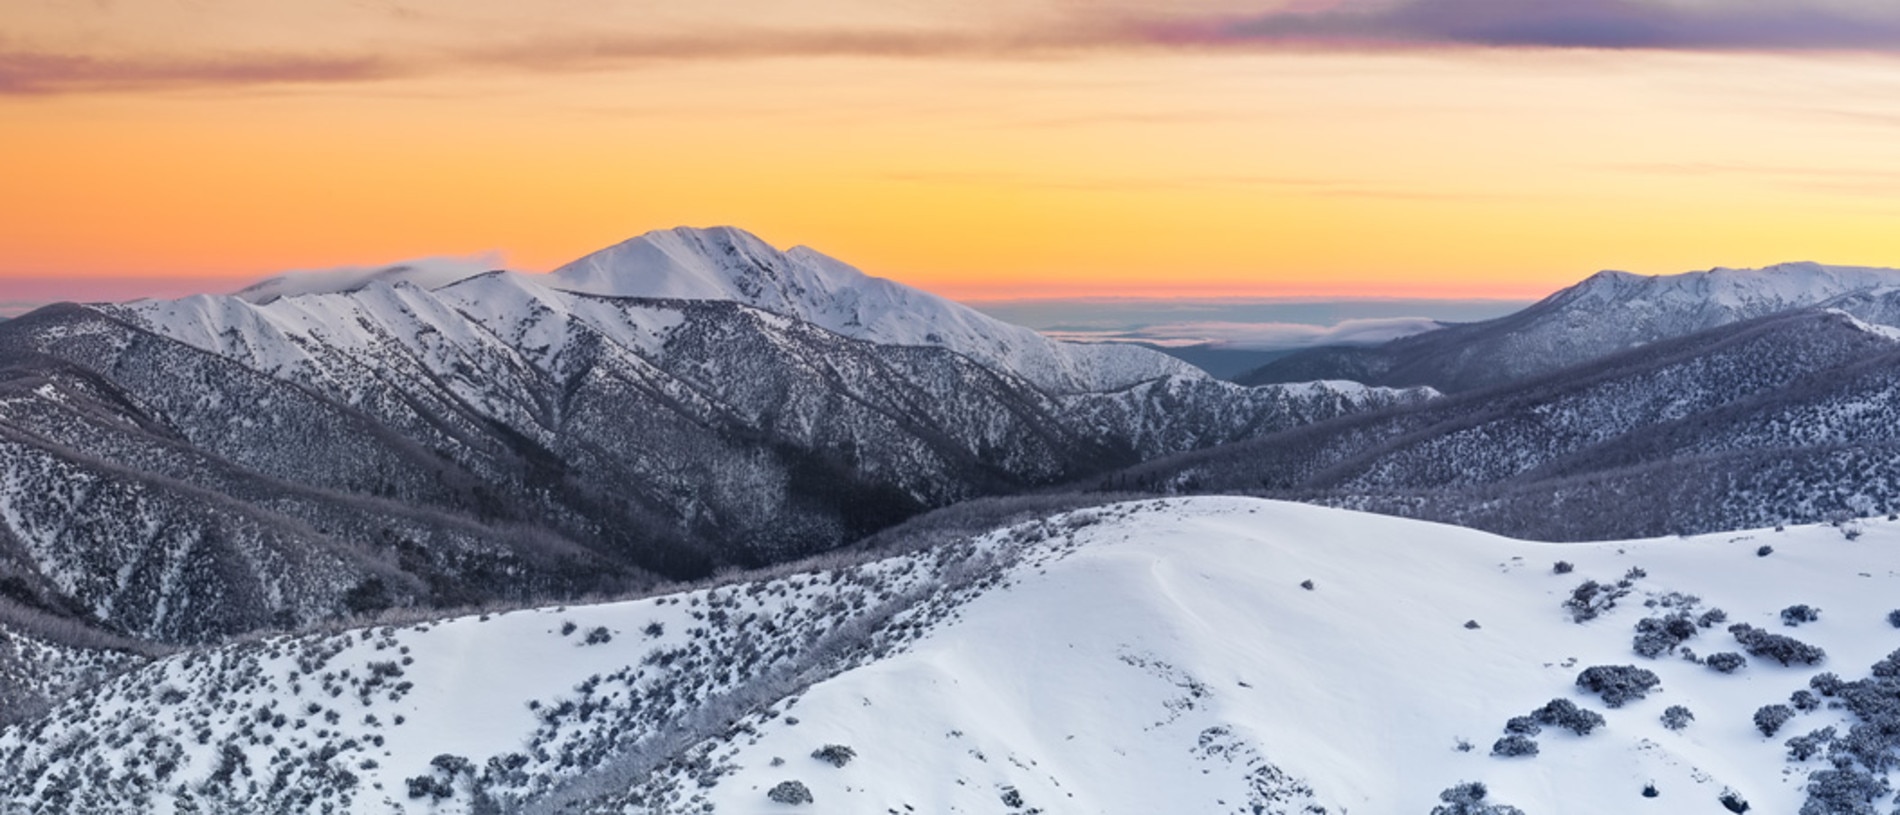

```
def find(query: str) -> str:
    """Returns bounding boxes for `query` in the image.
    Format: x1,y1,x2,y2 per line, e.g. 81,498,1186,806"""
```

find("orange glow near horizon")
6,3,1900,302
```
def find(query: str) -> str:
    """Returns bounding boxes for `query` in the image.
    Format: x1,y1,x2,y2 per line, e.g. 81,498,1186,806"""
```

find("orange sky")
5,1,1900,301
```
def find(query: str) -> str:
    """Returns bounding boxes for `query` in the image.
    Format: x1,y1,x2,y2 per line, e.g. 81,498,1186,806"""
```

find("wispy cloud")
1198,0,1900,51
0,50,402,95
9,2,1900,97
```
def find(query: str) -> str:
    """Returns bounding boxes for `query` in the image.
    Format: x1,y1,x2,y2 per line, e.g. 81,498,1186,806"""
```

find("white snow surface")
110,227,1196,395
232,256,500,304
12,497,1900,814
1567,261,1900,320
544,226,1199,392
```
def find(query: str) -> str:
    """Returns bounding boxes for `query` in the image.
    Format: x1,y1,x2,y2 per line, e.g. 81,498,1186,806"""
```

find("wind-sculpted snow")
11,498,1900,814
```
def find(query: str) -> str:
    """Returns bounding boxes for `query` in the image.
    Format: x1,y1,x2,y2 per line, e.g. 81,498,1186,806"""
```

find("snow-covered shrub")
1504,716,1541,735
1431,782,1527,815
1780,605,1821,627
1799,766,1889,815
810,744,856,768
1756,545,1773,557
1719,789,1750,812
1576,665,1661,708
1697,608,1728,628
1754,704,1795,737
1565,579,1631,623
1729,624,1826,666
1888,610,1900,629
1785,727,1836,762
1490,734,1539,758
1705,652,1747,673
1530,698,1605,736
767,780,813,805
1553,561,1574,574
1810,672,1845,697
583,627,612,645
1869,648,1900,679
1790,690,1820,712
1633,612,1698,658
1300,579,1315,591
1661,705,1694,731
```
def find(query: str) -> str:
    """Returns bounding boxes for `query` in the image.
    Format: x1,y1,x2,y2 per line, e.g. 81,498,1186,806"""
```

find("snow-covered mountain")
9,497,1900,814
545,226,1196,394
0,228,1428,652
1243,261,1900,393
1134,307,1900,540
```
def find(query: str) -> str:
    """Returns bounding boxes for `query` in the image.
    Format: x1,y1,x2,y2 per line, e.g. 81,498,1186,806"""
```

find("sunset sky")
6,0,1900,302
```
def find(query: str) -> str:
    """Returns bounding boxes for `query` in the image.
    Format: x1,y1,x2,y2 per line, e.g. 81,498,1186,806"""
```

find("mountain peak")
545,226,1201,393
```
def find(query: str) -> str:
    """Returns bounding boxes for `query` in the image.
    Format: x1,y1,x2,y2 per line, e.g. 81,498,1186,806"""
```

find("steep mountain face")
1241,262,1900,393
1125,309,1900,539
0,228,1427,650
9,497,1900,815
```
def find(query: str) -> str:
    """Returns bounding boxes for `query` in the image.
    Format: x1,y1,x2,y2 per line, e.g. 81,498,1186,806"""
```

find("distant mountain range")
1241,262,1900,392
0,227,1424,648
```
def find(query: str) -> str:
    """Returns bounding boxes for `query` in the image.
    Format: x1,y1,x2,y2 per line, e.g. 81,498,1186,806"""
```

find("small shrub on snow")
1300,579,1315,591
1719,789,1750,813
1780,604,1822,627
1697,608,1728,628
1431,782,1527,815
1729,623,1826,666
1810,672,1845,697
1869,648,1900,679
1799,766,1891,815
1553,561,1574,574
1757,545,1773,557
811,744,856,767
767,780,814,805
1504,716,1541,736
1530,698,1606,736
583,626,612,645
1888,609,1900,629
1661,705,1694,731
1785,726,1836,762
1705,652,1747,674
1642,782,1659,798
1790,689,1820,712
1565,579,1631,623
1633,612,1698,658
1576,665,1661,708
1754,704,1795,738
1490,734,1539,758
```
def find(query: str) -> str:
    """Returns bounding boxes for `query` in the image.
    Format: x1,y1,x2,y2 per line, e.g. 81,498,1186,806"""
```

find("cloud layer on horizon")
1045,316,1449,350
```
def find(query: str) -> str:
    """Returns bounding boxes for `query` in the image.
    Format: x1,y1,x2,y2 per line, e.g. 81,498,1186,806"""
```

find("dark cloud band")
1213,0,1900,51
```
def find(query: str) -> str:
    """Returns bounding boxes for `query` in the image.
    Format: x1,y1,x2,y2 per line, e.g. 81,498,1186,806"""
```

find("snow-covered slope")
9,497,1900,814
1244,261,1900,393
547,226,1197,393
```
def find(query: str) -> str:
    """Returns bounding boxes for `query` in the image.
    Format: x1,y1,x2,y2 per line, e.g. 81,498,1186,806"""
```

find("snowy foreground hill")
9,497,1900,814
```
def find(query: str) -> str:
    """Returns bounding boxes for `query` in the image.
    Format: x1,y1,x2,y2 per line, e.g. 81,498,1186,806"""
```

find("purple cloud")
1211,0,1900,50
